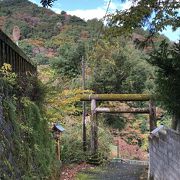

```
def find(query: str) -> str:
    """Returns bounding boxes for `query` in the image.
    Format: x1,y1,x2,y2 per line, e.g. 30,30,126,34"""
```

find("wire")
95,0,112,45
97,0,112,40
85,0,112,85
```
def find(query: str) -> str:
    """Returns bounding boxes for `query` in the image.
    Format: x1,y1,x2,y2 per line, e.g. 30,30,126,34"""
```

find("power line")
85,0,112,90
85,0,112,59
81,0,112,152
95,0,112,45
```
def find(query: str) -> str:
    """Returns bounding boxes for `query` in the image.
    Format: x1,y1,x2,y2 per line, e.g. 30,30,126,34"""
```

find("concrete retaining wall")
149,127,180,180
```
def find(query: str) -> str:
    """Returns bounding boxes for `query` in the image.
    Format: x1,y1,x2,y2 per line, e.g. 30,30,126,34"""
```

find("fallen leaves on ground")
60,162,94,180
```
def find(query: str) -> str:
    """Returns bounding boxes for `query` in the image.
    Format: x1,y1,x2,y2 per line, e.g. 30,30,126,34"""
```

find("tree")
33,53,50,65
106,0,180,132
40,0,56,7
87,39,153,94
107,0,180,36
148,40,180,131
40,0,179,37
51,42,85,78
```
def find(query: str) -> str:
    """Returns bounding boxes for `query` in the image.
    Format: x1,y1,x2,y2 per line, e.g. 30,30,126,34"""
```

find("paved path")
78,161,148,180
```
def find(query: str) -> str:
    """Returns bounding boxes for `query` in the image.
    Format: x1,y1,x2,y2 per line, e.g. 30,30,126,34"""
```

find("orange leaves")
113,137,147,160
27,39,45,46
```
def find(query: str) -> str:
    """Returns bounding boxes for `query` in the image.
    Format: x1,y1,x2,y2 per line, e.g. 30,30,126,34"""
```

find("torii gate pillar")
149,100,157,131
80,94,156,154
90,99,98,154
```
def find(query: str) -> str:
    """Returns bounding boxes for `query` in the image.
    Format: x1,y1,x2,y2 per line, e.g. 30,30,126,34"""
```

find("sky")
29,0,180,42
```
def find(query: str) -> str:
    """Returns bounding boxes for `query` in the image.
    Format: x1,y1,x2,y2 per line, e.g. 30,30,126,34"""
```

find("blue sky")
29,0,180,42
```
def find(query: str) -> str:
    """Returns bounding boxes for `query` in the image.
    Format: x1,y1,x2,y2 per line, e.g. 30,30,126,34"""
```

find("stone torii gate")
80,94,156,155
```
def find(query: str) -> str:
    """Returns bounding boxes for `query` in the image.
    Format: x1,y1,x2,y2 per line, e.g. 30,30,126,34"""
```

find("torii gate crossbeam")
80,94,156,155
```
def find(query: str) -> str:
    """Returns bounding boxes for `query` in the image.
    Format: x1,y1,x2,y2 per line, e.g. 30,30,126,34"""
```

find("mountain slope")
0,0,86,39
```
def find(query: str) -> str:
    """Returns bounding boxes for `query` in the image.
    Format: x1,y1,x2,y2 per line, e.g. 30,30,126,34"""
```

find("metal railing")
0,30,36,74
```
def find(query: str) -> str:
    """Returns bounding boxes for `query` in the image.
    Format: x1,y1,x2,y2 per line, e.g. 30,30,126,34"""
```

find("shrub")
61,119,113,163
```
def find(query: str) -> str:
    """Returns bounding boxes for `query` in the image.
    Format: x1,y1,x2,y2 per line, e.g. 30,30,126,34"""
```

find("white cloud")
51,7,62,14
52,0,130,21
67,8,106,21
120,1,133,10
29,0,179,41
103,0,119,11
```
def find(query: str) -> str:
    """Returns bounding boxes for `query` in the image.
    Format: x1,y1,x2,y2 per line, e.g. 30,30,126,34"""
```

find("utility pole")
82,56,87,151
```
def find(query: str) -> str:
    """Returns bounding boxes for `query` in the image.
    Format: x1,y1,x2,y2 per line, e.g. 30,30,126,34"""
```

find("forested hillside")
0,0,175,179
0,0,168,65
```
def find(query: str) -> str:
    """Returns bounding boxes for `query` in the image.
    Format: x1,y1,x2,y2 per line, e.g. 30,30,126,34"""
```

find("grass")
75,173,94,180
75,166,107,180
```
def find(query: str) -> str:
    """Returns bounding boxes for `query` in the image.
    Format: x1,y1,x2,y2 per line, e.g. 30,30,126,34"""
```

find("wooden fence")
0,30,36,74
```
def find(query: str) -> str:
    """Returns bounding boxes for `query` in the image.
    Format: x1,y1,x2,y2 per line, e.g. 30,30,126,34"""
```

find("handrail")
0,30,36,74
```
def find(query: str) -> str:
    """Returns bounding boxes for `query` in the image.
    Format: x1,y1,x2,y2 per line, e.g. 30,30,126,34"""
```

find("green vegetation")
148,40,180,130
61,122,112,163
76,173,94,180
0,0,87,40
86,39,154,94
51,42,85,78
40,0,56,7
0,64,56,179
1,0,180,178
108,0,179,36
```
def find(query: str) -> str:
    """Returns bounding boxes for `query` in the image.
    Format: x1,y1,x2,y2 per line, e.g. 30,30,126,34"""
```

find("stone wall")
149,127,180,180
0,95,18,178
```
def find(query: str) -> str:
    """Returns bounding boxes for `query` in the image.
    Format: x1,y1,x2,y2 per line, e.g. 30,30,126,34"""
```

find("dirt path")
60,163,94,180
76,161,148,180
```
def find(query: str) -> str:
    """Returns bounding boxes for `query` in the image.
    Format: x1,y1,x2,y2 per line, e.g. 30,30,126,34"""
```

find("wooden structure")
80,94,156,155
0,30,36,74
81,57,87,152
52,124,65,161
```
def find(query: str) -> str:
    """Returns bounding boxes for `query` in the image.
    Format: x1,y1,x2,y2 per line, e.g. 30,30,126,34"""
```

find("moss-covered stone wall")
0,64,56,179
0,95,55,179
